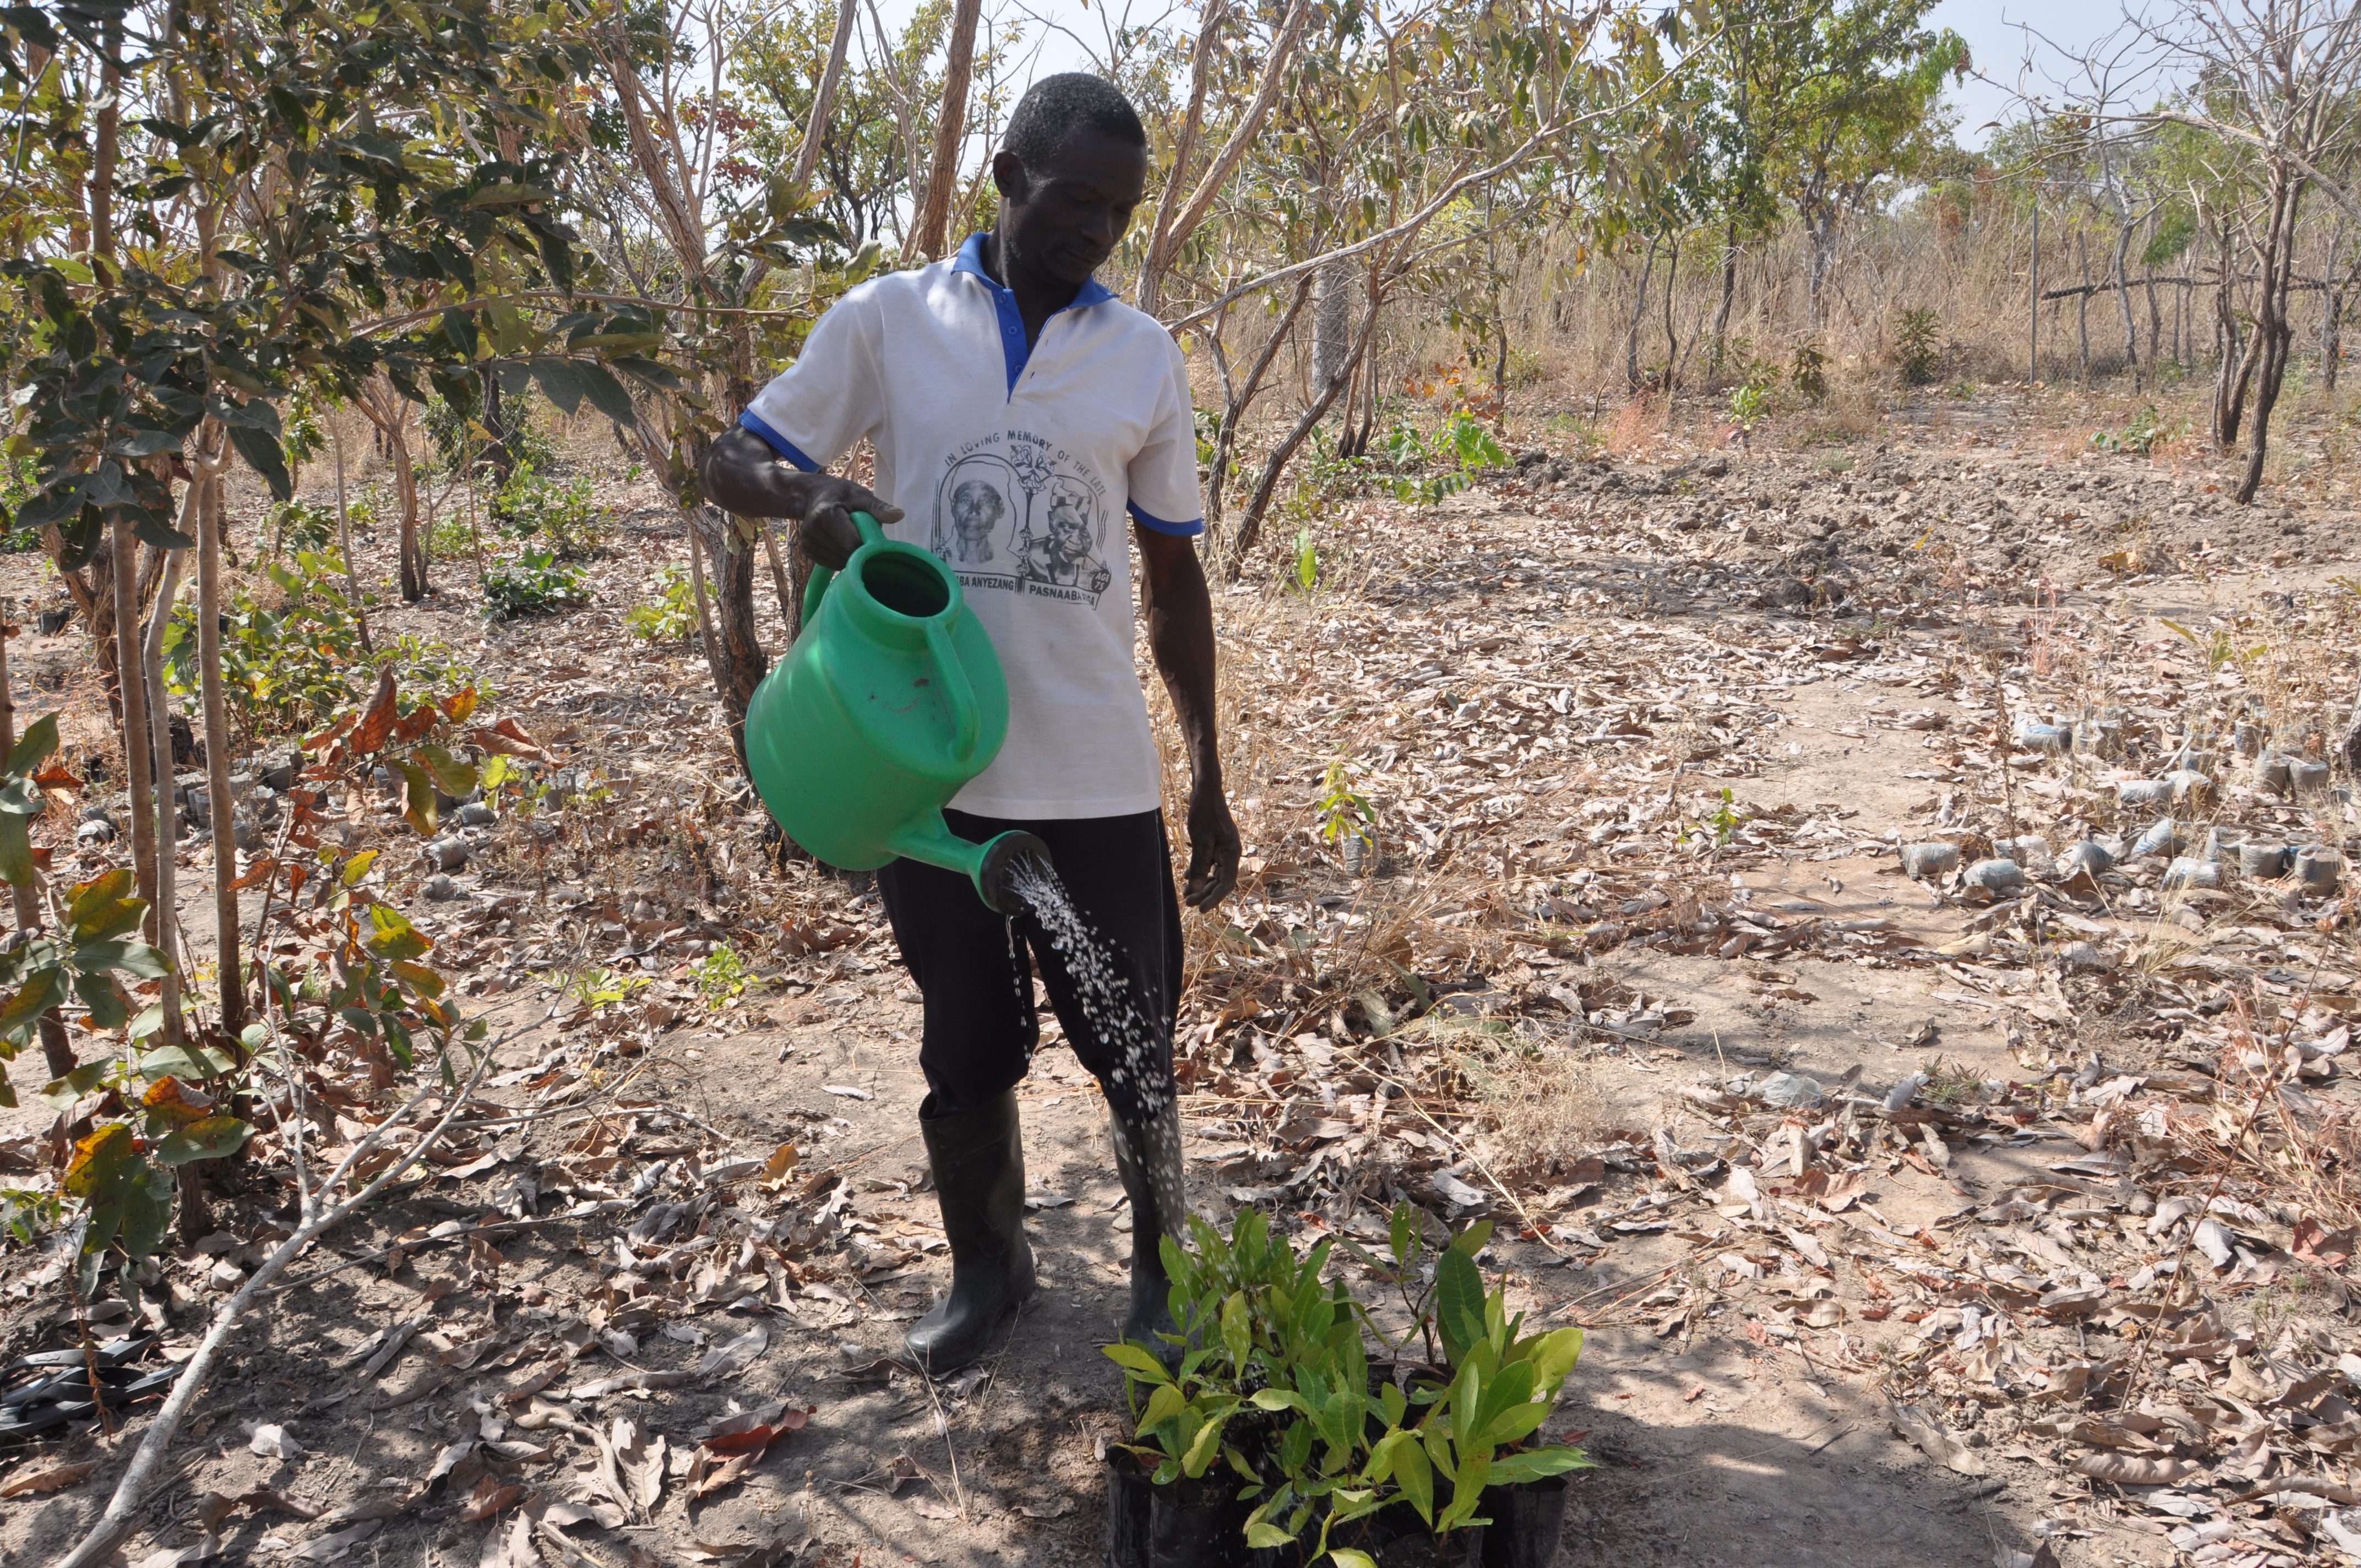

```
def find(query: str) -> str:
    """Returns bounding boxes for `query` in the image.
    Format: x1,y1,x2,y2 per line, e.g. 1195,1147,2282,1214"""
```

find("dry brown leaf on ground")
694,1324,768,1377
587,1415,666,1521
1886,1398,1985,1474
2071,1452,2199,1485
0,1458,95,1498
478,1515,536,1568
288,1518,383,1563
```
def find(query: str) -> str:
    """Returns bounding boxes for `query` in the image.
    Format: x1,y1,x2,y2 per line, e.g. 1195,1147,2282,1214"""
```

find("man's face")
954,485,997,540
995,127,1149,291
1049,505,1091,559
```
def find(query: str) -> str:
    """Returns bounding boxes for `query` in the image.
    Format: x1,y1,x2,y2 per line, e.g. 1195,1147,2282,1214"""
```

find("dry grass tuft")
1463,1042,1609,1183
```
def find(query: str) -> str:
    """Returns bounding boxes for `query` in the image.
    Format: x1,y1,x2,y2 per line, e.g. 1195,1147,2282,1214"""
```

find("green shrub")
493,462,602,558
625,565,697,643
268,499,336,557
482,548,591,618
163,549,365,741
1893,307,1943,385
162,554,485,741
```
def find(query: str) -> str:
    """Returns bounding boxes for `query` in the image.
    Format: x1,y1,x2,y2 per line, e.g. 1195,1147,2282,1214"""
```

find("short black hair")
1004,73,1146,170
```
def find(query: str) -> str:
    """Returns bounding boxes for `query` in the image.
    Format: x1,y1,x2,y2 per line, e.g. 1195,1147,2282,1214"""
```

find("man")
703,73,1239,1374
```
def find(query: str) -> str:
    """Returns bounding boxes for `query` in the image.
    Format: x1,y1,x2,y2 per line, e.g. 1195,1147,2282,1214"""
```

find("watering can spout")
744,510,1035,912
888,816,1047,917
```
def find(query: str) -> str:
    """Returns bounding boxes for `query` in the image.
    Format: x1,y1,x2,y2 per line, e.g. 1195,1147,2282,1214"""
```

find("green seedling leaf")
73,939,173,980
395,758,438,835
417,744,478,799
1137,1381,1187,1434
0,813,30,888
0,965,64,1041
153,1115,254,1166
1102,1342,1173,1382
364,904,432,962
3,713,58,776
40,1060,106,1110
1488,1445,1595,1484
1435,1246,1486,1363
1245,1523,1294,1550
138,1043,235,1082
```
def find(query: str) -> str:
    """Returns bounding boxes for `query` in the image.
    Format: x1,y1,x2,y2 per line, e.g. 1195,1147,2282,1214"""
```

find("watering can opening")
859,550,953,619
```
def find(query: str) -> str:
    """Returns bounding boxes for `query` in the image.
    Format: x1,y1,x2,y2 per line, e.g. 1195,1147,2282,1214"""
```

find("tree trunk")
1312,257,1352,404
141,543,186,1043
1712,220,1739,378
905,0,982,263
687,505,768,766
1660,234,1682,391
2235,179,2303,507
1207,275,1314,532
2112,221,2140,385
0,611,74,1078
1625,236,1657,390
2076,232,2092,385
1231,280,1382,573
329,421,376,656
790,0,859,192
197,469,242,1038
108,516,160,927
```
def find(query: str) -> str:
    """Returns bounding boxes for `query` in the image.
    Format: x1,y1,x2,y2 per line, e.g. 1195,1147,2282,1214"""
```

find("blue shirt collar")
954,233,1112,397
953,233,1115,310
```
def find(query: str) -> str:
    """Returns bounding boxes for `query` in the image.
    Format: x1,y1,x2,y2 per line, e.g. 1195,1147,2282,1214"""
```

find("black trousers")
877,809,1183,1121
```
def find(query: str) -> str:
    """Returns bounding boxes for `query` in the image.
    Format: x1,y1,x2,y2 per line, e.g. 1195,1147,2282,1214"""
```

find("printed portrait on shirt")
930,455,1018,566
1016,476,1112,595
931,431,1116,607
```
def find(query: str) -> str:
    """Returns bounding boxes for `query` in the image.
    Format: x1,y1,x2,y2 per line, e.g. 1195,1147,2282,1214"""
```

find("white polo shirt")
741,234,1203,821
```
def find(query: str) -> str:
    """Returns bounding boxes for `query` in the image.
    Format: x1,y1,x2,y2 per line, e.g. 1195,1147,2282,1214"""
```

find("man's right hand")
701,424,904,571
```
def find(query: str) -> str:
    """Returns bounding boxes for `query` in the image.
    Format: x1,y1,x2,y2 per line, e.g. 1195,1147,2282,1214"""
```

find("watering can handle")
796,509,890,630
927,619,982,769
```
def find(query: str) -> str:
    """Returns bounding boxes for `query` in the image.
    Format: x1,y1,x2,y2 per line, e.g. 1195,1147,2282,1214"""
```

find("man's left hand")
1183,783,1241,911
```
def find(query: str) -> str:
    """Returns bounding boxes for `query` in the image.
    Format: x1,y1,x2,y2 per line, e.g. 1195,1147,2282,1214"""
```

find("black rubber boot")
1109,1103,1188,1360
905,1090,1036,1373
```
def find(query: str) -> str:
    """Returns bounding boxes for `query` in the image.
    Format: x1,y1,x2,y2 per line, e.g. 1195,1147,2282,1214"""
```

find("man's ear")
991,149,1026,203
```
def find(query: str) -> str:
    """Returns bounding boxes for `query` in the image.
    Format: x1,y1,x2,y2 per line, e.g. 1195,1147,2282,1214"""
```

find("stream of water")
1007,856,1189,1231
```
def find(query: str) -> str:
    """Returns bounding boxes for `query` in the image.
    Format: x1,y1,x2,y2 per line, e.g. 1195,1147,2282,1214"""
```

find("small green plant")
481,548,591,618
1106,1205,1591,1567
1682,787,1748,847
2090,405,2186,457
1893,307,1942,385
1946,379,1976,401
1728,380,1770,428
1789,341,1829,402
1292,526,1320,593
567,965,650,1014
0,1186,62,1246
493,461,602,558
1316,756,1376,858
268,499,336,557
1378,411,1508,507
428,506,476,560
625,565,698,643
690,943,754,1004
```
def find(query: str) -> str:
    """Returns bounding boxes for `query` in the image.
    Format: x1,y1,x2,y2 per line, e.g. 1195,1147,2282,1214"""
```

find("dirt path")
2,393,2358,1568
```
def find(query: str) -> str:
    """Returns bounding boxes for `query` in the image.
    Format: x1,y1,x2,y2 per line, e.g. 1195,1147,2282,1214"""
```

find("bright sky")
870,0,2151,153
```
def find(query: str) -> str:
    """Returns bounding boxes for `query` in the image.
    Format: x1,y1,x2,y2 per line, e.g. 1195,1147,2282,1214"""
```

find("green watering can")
743,510,1045,914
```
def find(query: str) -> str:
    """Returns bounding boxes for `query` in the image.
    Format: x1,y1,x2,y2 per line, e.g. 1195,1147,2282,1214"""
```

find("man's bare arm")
701,425,904,570
1135,524,1239,911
